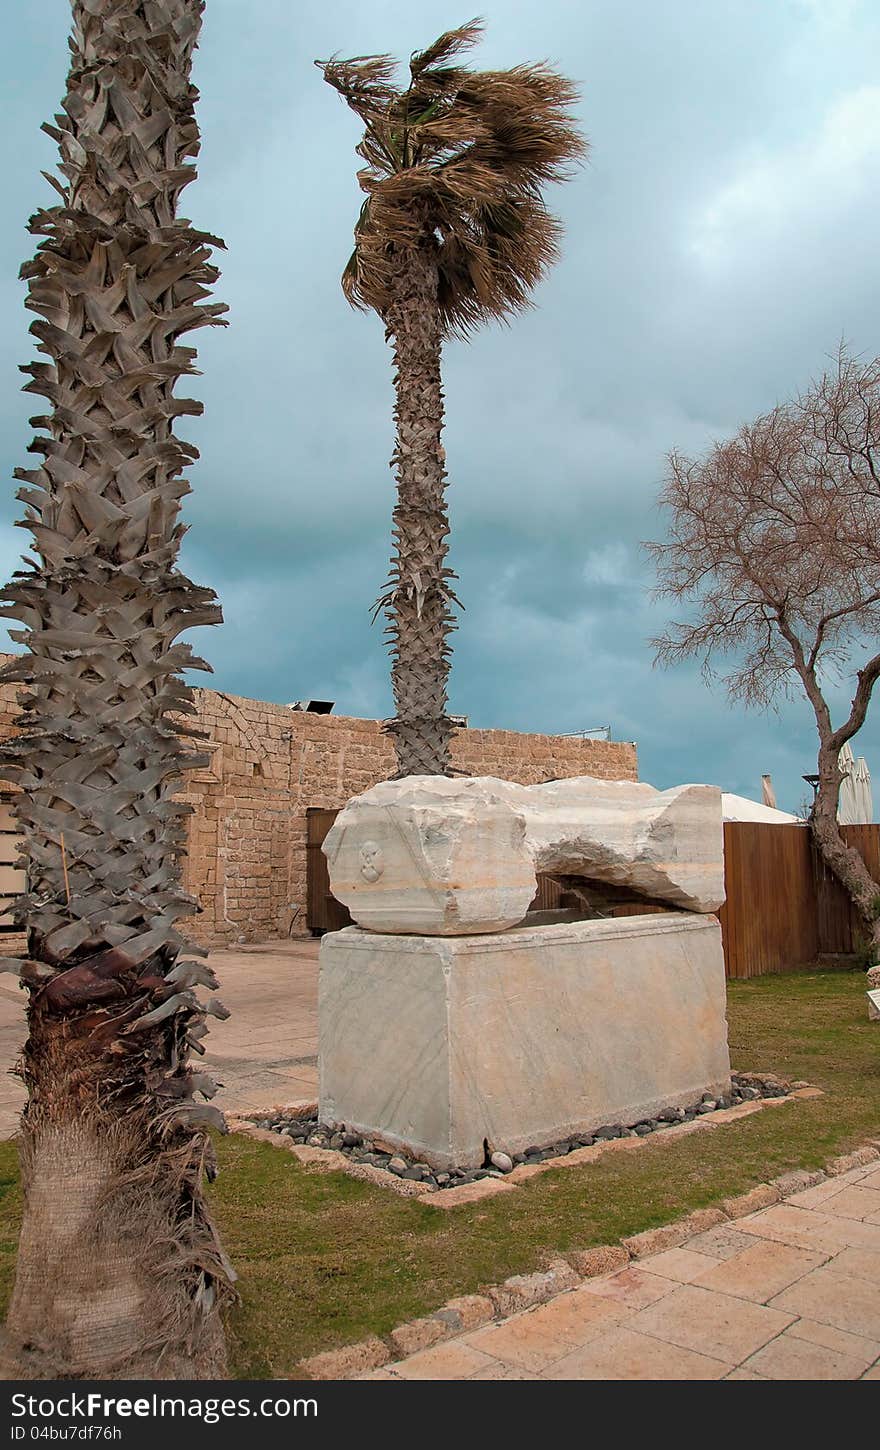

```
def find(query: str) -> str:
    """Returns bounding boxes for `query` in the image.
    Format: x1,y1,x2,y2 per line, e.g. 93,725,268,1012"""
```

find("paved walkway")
0,939,320,1137
365,1162,880,1380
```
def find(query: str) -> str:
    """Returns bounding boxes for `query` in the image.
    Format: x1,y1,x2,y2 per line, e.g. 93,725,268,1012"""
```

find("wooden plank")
530,874,564,911
719,823,817,978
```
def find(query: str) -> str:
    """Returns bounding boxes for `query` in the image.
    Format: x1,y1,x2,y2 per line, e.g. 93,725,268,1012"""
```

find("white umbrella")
838,744,873,824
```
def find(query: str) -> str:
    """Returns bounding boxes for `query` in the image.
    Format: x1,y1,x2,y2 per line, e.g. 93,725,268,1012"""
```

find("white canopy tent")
721,793,802,824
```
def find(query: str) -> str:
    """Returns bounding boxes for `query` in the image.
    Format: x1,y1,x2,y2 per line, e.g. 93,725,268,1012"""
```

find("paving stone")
817,1185,880,1222
288,1143,348,1172
642,1246,725,1284
628,1283,795,1365
515,1287,630,1347
785,1316,880,1369
736,1204,836,1248
825,1245,880,1283
811,1218,880,1253
787,1177,861,1210
391,1340,501,1380
741,1205,880,1255
723,1367,768,1379
743,1329,868,1380
692,1239,828,1303
341,1160,434,1198
770,1265,880,1340
577,1266,678,1312
684,1225,759,1261
696,1100,765,1127
467,1364,543,1380
543,1325,728,1380
467,1317,576,1372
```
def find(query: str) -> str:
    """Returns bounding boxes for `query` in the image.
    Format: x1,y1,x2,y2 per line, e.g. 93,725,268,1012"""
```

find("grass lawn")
0,969,877,1376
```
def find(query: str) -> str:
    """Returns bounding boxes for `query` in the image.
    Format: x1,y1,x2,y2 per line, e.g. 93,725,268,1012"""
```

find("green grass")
0,969,877,1377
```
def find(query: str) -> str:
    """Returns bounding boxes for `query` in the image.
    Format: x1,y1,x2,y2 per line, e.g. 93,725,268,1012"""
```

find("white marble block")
323,774,724,936
319,912,731,1170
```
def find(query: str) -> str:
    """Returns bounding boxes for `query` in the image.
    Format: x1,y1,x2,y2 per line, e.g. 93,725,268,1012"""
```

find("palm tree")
0,0,232,1379
318,19,585,776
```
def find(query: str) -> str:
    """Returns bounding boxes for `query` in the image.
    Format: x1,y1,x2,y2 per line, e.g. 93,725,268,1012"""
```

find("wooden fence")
304,807,879,979
719,822,878,978
718,824,816,979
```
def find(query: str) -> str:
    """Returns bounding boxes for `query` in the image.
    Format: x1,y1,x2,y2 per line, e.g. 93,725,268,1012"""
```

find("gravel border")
227,1084,824,1209
232,1072,803,1196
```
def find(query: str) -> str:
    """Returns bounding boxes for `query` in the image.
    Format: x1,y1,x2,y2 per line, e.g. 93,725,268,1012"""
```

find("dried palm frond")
317,18,587,337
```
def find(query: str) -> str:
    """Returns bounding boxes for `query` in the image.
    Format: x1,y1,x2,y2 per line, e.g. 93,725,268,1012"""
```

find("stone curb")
295,1136,880,1379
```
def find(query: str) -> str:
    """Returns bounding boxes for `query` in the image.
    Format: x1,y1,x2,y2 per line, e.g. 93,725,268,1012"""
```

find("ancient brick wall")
0,657,638,947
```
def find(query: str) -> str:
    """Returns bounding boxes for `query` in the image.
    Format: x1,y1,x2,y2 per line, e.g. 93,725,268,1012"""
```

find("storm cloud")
2,0,879,813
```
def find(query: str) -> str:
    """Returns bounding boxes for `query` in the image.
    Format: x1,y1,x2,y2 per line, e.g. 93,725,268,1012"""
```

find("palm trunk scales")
0,0,232,1379
380,240,458,777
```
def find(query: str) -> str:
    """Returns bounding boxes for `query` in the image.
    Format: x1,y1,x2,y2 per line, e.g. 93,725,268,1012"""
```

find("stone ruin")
318,775,731,1170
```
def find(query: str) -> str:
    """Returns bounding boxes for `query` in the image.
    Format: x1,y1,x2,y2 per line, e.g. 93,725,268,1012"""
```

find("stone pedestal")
319,912,731,1170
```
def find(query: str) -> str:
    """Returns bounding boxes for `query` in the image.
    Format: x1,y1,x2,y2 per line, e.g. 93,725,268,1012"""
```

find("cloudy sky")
2,0,880,814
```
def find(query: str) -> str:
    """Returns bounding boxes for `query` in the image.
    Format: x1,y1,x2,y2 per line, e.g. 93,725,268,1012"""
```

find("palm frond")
409,18,484,78
314,53,399,126
319,21,586,333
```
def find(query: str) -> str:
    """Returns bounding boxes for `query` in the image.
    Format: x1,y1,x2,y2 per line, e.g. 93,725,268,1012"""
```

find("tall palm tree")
318,19,585,776
0,0,232,1379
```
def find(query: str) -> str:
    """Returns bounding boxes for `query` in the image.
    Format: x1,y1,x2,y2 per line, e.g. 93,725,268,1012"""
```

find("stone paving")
0,939,320,1137
363,1161,880,1380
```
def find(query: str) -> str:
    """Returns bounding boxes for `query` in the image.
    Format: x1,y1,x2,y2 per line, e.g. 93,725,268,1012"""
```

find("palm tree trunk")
380,239,458,776
0,0,232,1379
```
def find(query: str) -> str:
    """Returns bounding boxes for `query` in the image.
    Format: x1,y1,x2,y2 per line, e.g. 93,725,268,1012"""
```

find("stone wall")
0,657,638,946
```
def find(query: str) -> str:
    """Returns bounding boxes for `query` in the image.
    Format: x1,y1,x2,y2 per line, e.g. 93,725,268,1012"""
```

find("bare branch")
646,342,880,950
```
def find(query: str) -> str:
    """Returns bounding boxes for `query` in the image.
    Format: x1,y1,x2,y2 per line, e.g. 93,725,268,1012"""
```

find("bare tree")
647,345,880,961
